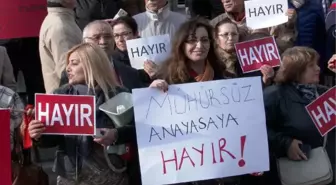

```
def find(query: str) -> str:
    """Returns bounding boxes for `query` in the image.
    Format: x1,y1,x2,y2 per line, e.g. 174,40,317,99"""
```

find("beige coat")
39,7,82,93
0,46,17,91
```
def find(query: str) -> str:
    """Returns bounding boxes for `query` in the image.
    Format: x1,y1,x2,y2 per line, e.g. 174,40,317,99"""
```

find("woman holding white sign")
111,16,157,85
150,18,240,185
26,43,138,185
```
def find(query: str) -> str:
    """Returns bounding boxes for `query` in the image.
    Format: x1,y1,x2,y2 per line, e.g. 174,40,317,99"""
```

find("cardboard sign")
126,34,171,69
244,0,288,29
0,109,11,185
235,36,281,73
0,0,47,39
132,77,269,185
35,94,96,135
306,87,336,136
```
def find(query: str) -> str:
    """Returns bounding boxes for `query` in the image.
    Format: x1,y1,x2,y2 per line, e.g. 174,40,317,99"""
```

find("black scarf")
47,2,64,8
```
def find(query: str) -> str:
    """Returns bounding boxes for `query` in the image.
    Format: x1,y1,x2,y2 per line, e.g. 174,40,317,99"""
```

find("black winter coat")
111,49,152,86
263,84,335,184
75,0,121,30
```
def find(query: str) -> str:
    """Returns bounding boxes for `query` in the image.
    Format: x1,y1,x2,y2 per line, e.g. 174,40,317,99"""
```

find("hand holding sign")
260,65,275,84
327,54,336,73
28,120,45,140
94,128,118,147
286,9,297,24
144,60,158,78
149,79,169,92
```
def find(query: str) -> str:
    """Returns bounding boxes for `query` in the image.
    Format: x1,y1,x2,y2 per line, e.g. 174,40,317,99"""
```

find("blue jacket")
294,0,327,67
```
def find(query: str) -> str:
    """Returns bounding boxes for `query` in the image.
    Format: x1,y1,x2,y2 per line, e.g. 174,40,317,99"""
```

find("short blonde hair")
274,46,320,84
66,43,119,99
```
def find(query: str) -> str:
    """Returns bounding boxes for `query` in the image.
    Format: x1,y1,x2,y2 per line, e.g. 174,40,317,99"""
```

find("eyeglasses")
185,38,211,45
113,31,133,39
84,34,113,42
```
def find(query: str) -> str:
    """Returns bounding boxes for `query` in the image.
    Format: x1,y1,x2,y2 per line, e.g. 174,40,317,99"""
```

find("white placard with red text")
132,77,269,185
35,94,96,135
306,86,336,136
235,36,281,74
244,0,288,29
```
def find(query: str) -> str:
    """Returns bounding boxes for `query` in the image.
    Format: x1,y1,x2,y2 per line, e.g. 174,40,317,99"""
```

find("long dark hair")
157,18,227,84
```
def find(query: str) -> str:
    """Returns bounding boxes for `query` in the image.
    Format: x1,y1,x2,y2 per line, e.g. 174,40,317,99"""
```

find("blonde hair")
66,43,119,99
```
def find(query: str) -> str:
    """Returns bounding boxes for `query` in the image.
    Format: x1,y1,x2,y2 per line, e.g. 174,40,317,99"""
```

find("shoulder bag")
277,135,333,185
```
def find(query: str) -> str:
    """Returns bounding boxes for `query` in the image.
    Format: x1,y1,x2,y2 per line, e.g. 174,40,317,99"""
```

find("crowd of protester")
0,0,335,185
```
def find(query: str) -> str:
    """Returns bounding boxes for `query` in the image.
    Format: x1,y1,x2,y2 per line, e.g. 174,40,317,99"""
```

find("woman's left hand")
286,9,297,23
327,54,336,73
144,60,158,79
260,64,275,84
94,128,118,147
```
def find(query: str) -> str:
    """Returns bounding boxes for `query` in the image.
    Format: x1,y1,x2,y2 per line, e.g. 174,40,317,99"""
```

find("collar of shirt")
145,3,170,21
47,7,75,18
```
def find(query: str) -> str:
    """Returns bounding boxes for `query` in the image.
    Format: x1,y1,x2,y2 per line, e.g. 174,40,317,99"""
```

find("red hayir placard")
0,109,11,185
306,86,336,136
0,0,47,39
235,36,281,73
35,94,96,135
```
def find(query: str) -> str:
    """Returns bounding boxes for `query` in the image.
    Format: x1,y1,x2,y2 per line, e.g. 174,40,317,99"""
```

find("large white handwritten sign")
126,34,171,69
132,77,269,185
245,0,288,29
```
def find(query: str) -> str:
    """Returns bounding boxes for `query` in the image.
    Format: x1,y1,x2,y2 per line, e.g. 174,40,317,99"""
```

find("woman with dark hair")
110,16,155,85
155,18,228,85
111,16,139,67
214,18,275,86
150,18,240,185
263,46,335,185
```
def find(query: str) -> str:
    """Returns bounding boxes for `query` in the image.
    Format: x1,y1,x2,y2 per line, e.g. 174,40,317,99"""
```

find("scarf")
216,47,238,76
293,83,318,103
190,61,215,82
47,2,64,8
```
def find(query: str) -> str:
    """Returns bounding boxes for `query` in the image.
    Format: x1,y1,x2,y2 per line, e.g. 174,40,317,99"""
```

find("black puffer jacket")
75,0,121,30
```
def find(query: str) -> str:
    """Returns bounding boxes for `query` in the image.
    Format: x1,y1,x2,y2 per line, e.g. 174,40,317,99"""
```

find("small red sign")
306,87,336,136
235,36,281,73
35,94,96,135
0,109,11,185
0,0,47,39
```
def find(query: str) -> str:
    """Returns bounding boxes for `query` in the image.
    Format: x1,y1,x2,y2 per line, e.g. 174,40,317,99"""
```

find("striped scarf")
293,83,318,103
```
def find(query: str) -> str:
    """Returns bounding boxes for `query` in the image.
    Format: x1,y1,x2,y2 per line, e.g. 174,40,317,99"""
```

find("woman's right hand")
149,79,169,92
28,120,45,140
327,54,336,73
287,139,308,161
